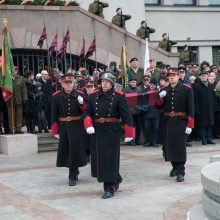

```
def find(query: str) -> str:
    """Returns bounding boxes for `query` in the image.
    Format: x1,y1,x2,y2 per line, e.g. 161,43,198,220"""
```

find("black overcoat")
194,81,215,126
51,89,87,168
162,83,194,162
85,88,133,182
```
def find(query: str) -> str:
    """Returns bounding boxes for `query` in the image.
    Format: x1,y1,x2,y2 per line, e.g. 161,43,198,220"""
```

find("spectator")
129,58,144,86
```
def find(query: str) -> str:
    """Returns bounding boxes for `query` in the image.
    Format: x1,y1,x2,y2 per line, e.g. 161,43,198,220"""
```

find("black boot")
69,168,79,186
102,190,114,199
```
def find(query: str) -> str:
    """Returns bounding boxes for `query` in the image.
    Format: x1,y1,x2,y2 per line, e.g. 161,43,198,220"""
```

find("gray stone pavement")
0,140,220,220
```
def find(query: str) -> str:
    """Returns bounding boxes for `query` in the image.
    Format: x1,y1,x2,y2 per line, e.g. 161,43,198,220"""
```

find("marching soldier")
84,72,135,199
158,33,177,52
88,0,109,19
111,7,131,30
159,68,194,182
51,73,87,186
136,20,155,40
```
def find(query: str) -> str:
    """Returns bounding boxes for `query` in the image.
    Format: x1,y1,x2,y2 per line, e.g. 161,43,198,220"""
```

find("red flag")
57,37,67,63
64,29,70,43
37,26,47,49
49,34,58,56
85,38,96,60
79,38,85,62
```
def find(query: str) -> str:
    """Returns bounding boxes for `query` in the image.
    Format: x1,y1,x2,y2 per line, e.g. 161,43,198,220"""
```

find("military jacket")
136,26,155,39
88,1,109,18
112,14,131,30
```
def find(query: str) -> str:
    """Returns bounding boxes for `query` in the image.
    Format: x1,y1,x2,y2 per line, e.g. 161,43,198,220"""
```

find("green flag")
0,27,14,102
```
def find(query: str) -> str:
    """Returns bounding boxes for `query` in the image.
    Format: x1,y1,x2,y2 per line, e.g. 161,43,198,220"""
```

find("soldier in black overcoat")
193,71,216,145
159,68,194,182
84,72,135,199
51,74,87,186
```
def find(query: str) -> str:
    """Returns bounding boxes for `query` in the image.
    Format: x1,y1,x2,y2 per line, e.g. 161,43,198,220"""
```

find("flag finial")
3,16,8,28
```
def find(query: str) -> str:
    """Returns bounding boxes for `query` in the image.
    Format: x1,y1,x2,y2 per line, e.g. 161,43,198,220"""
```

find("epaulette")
115,90,124,95
183,83,191,89
52,90,61,96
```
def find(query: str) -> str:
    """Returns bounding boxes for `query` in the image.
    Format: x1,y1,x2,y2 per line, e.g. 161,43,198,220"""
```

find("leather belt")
94,118,121,123
59,116,81,122
164,112,187,117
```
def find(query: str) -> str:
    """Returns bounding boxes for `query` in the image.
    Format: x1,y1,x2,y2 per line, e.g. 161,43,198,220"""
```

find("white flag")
144,38,150,74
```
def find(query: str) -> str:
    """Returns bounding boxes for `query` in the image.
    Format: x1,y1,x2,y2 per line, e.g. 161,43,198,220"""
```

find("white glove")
54,134,60,139
124,137,133,143
86,127,95,134
159,90,167,98
77,96,84,105
185,127,192,135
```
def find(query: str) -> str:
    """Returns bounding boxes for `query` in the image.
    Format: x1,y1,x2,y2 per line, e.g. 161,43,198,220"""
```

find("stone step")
38,144,58,152
38,138,59,145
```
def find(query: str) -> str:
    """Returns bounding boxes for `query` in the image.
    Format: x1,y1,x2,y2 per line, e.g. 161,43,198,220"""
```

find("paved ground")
0,140,219,220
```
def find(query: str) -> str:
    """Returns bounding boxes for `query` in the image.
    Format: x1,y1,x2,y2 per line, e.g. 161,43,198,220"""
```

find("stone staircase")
37,133,58,152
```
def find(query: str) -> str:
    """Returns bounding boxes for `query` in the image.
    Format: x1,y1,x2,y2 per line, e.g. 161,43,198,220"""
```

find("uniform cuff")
84,116,93,129
187,116,194,129
51,122,59,135
124,124,135,138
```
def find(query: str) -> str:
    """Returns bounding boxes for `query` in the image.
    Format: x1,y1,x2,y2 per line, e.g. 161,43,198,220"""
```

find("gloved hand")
159,90,167,98
77,96,84,105
124,137,133,143
185,127,192,135
54,134,60,139
86,127,95,134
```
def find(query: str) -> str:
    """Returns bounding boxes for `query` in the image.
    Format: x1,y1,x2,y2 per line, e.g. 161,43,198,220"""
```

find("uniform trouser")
25,113,35,133
37,110,47,131
69,168,79,180
200,126,213,142
1,102,10,134
171,161,185,176
103,173,122,192
143,118,160,144
7,105,22,133
132,114,142,141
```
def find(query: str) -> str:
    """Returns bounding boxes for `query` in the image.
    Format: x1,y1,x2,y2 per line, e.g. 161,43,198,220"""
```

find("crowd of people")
1,56,220,198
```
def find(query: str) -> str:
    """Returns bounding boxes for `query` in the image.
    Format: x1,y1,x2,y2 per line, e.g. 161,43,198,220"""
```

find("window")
144,0,160,5
174,0,196,5
212,47,220,65
209,0,220,5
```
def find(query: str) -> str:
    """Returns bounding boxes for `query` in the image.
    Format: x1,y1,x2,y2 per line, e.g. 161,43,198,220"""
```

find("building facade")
145,0,220,65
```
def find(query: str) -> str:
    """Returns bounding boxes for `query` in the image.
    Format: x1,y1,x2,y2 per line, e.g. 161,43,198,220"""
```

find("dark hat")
141,20,146,25
166,64,171,70
116,7,121,12
142,75,151,80
211,65,218,70
159,76,166,81
159,63,166,69
82,70,89,75
61,73,74,82
52,68,59,73
14,66,18,70
162,33,167,37
199,71,208,76
100,72,116,84
130,57,138,63
167,68,179,75
183,45,188,49
129,78,137,82
149,58,155,62
86,81,95,87
192,64,198,68
23,70,33,78
149,77,157,85
201,61,210,66
156,61,163,67
87,76,95,82
74,71,83,77
178,66,186,72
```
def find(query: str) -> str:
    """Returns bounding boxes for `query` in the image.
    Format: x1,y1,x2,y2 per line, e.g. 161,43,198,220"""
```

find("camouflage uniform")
88,1,109,18
158,39,177,52
6,75,28,133
136,26,155,40
112,14,131,30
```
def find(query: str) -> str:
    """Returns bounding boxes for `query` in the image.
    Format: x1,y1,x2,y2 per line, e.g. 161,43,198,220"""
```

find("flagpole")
67,26,72,69
63,30,67,73
43,17,50,73
56,27,58,69
94,35,97,71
